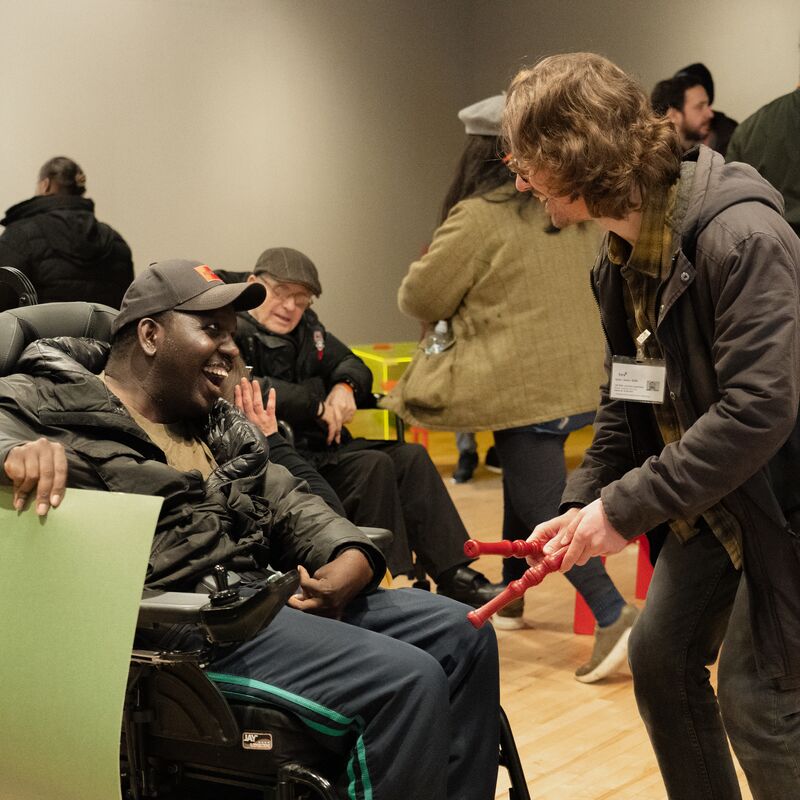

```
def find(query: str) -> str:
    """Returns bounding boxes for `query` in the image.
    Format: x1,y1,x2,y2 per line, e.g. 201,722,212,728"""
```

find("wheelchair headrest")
0,301,118,376
0,266,38,311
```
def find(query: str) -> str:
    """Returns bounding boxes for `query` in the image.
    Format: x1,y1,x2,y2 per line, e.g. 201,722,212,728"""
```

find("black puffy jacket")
0,195,133,307
0,337,382,590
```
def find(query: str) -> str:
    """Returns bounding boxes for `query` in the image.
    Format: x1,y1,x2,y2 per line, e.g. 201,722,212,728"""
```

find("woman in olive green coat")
384,95,637,682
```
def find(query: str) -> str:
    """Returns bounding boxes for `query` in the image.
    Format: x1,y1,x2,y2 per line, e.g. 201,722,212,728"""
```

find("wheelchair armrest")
139,590,209,624
137,570,300,645
358,526,394,555
278,395,405,444
0,265,38,311
277,418,295,445
370,392,406,442
367,393,406,442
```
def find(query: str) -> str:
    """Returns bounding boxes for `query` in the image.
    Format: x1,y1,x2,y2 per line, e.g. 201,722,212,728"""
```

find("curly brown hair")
502,53,682,219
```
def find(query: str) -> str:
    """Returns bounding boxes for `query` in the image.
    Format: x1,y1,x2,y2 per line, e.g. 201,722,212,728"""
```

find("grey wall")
0,0,471,342
468,0,800,122
1,0,798,342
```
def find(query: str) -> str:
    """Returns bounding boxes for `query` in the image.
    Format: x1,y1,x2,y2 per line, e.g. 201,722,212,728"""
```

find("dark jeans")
493,416,626,627
628,526,800,799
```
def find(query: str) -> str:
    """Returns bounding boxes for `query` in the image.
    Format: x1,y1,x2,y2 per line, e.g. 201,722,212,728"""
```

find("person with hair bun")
505,52,800,799
0,156,133,307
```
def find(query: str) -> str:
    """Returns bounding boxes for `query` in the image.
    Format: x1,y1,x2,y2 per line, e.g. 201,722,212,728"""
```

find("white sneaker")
492,597,525,630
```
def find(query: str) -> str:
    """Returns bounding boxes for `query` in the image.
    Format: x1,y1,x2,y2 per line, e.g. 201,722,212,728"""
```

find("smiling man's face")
247,275,314,334
153,307,240,420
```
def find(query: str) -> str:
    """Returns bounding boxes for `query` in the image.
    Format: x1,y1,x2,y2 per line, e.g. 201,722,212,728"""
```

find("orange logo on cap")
194,264,221,282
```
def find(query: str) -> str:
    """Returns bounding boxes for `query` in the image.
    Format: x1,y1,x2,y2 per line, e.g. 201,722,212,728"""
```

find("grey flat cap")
253,247,322,296
457,93,505,136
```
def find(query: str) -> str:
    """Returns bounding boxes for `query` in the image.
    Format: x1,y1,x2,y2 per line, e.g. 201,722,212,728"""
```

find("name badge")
610,356,666,404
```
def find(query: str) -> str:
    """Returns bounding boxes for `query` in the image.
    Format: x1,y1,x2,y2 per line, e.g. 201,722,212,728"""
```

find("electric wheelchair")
0,300,531,799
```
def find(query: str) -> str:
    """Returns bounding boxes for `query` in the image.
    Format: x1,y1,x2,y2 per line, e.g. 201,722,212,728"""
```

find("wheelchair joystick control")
209,564,240,607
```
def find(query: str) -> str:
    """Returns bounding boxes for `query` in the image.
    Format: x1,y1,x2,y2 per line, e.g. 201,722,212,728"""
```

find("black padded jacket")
0,337,383,591
0,195,133,307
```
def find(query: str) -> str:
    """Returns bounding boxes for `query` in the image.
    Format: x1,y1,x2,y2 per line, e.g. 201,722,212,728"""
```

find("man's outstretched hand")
532,500,628,572
3,438,68,515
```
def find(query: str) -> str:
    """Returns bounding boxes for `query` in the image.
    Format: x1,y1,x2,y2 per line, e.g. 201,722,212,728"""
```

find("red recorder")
463,538,565,628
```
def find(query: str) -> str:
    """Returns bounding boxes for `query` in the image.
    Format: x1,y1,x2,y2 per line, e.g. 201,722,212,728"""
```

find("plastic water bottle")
423,320,454,355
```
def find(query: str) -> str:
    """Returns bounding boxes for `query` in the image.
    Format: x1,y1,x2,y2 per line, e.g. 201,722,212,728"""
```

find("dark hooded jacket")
0,337,382,590
0,195,133,307
564,146,800,684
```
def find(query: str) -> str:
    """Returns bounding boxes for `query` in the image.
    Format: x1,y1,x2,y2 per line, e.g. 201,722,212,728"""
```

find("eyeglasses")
258,277,314,310
503,153,528,180
503,153,558,204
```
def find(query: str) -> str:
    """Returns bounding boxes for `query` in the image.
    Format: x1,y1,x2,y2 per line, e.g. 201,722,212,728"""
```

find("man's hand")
320,383,356,445
288,548,373,618
540,499,628,572
234,379,278,437
526,507,580,566
3,438,68,515
326,383,357,424
319,401,344,446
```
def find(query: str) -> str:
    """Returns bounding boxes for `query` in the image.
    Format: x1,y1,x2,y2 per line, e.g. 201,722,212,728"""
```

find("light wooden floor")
404,429,752,800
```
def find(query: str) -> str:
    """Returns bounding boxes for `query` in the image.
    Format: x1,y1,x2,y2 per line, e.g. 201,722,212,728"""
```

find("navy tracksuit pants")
208,587,499,800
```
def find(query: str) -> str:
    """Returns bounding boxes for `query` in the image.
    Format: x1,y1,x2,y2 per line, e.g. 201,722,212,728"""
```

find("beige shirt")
98,372,217,479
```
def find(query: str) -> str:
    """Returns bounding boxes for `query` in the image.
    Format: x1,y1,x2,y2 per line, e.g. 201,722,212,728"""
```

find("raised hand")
234,379,278,437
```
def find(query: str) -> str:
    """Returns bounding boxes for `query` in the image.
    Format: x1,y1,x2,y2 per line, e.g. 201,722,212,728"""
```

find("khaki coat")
382,184,605,432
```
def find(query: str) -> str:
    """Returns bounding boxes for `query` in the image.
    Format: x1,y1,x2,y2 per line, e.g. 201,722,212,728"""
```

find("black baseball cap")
111,259,266,335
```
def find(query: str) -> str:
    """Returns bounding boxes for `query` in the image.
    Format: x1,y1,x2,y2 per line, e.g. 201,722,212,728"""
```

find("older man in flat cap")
235,246,504,608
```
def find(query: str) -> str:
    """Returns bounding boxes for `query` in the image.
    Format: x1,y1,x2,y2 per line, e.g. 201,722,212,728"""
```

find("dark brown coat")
564,146,800,683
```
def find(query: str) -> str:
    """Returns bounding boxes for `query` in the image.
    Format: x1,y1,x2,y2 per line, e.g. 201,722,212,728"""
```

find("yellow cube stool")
348,341,421,442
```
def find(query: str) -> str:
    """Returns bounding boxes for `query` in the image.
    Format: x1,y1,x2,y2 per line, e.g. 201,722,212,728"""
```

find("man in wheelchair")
0,259,500,800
